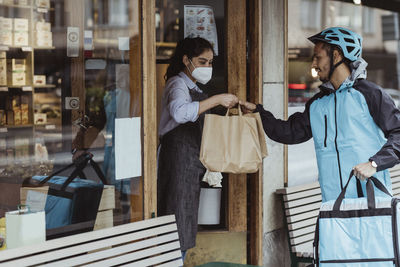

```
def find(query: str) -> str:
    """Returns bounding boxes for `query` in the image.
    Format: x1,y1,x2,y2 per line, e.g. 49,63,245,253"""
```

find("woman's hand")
239,100,256,114
217,94,239,108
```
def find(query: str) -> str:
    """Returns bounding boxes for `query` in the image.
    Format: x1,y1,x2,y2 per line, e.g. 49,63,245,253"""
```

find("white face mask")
188,59,213,85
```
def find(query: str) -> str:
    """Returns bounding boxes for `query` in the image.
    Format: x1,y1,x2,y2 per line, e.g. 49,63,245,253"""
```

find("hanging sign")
184,5,219,55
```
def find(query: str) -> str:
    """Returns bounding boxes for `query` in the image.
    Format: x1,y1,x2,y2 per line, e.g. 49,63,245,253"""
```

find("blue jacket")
257,59,400,201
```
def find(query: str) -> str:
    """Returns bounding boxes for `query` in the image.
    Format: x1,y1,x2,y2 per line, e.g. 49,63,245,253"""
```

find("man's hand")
353,162,377,180
239,100,256,114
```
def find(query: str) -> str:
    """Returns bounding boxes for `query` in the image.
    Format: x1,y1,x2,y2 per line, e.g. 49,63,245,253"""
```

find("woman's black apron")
157,89,208,251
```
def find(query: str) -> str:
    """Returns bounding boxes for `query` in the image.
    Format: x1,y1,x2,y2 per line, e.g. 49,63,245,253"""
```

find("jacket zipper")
324,115,327,147
334,92,343,190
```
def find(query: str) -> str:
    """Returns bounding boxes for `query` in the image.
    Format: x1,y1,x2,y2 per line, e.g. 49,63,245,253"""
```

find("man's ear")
333,49,343,64
182,55,189,66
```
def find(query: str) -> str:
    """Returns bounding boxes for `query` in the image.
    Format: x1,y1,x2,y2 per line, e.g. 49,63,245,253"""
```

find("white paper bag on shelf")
198,188,221,225
5,208,45,249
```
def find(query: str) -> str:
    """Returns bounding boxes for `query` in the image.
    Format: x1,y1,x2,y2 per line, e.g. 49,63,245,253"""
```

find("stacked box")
13,18,29,47
35,30,52,47
9,59,26,86
36,21,51,32
33,75,46,86
0,57,6,85
35,0,49,8
16,0,29,6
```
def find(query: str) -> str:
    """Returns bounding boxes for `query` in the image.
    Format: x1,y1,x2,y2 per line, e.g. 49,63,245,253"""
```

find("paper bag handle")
225,106,242,117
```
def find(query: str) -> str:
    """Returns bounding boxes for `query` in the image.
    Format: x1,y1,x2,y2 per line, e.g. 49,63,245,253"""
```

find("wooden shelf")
0,3,31,9
1,124,34,129
34,84,56,88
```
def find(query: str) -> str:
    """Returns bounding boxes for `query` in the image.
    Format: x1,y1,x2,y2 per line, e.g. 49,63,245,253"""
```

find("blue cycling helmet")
308,27,362,62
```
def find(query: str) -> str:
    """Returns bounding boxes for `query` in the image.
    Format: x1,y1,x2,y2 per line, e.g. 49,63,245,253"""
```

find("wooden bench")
0,215,183,267
276,165,400,267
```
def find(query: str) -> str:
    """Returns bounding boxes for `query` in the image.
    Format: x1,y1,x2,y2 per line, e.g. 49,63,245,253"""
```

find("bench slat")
392,176,400,184
276,182,320,195
393,187,400,196
2,224,179,267
287,209,320,224
85,243,181,267
285,202,321,216
289,225,315,239
0,215,177,262
283,188,322,202
125,250,183,267
290,233,314,246
284,195,322,209
288,217,317,231
49,232,179,267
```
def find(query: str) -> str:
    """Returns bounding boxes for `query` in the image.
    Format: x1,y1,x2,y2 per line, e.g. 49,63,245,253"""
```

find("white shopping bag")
6,206,45,249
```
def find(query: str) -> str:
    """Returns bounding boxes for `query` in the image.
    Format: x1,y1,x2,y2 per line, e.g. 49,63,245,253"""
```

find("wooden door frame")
140,0,264,263
248,0,263,264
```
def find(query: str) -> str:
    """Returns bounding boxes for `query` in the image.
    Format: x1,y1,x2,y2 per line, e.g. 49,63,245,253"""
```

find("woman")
157,37,238,258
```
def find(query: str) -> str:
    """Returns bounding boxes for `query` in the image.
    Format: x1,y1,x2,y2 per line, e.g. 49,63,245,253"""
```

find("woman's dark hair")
165,37,214,81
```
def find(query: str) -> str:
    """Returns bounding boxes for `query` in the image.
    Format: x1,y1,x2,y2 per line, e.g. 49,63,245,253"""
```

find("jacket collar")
319,58,368,93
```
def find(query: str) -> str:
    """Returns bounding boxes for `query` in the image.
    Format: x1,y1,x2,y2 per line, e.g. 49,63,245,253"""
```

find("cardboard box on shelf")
13,31,28,47
0,31,12,46
6,110,14,125
35,0,50,8
0,18,13,31
0,59,6,85
13,18,29,32
11,95,20,108
21,109,28,125
11,71,25,86
36,21,51,32
16,0,29,6
13,108,21,125
34,113,46,125
33,75,46,86
0,110,5,125
10,59,26,71
3,0,15,5
0,52,5,59
35,31,52,47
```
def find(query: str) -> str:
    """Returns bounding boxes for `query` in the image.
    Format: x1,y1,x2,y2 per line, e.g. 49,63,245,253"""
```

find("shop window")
0,0,142,248
362,6,375,34
300,0,321,30
333,2,362,29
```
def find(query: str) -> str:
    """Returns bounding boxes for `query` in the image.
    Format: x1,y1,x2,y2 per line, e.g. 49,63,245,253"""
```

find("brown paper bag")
199,108,268,173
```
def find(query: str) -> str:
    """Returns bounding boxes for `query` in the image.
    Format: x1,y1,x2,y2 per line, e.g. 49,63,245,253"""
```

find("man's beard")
320,77,329,83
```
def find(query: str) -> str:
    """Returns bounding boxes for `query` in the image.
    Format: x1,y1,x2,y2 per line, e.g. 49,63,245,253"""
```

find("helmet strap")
328,48,344,80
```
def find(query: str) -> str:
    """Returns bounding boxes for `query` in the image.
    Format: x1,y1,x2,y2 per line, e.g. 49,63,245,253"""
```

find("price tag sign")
21,46,33,52
37,8,48,13
0,87,8,92
22,86,33,92
0,128,7,133
0,46,9,51
45,124,56,130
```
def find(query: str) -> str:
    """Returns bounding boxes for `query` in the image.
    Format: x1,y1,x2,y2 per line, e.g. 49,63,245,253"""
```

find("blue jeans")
181,250,187,261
